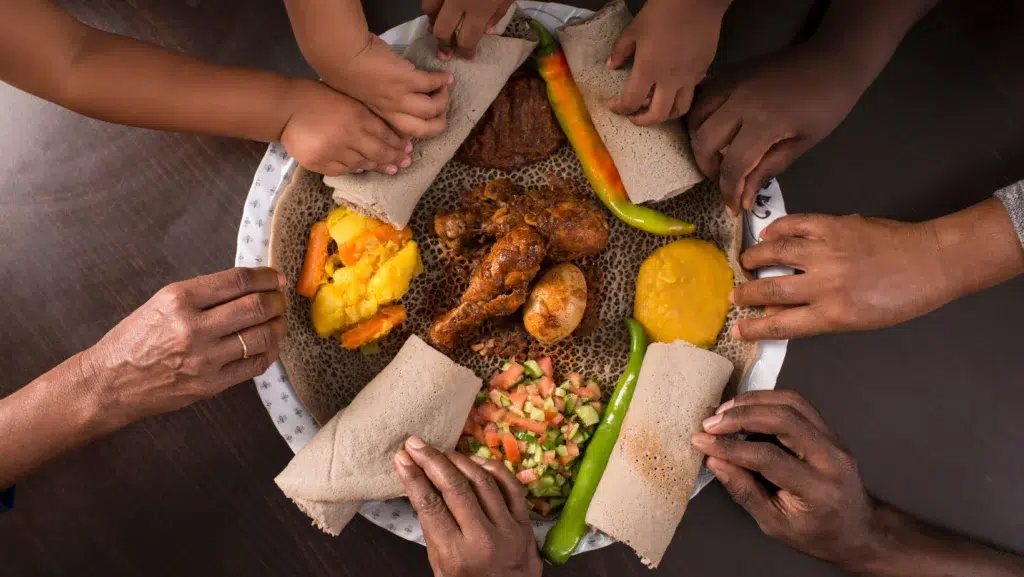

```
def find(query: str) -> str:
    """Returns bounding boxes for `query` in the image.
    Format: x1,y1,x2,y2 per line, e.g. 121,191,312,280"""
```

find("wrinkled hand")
85,268,287,425
689,42,873,213
729,213,952,341
423,0,514,59
394,436,542,577
323,34,452,139
692,390,879,568
608,0,729,125
281,79,412,176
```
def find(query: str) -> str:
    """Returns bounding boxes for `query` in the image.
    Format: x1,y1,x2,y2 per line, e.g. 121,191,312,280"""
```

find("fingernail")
400,156,411,168
691,432,713,448
277,271,287,289
386,165,398,175
486,24,495,34
355,168,364,174
447,74,454,85
395,450,414,467
731,324,741,339
405,141,414,154
702,414,723,431
728,288,735,304
726,205,738,216
406,435,426,450
715,399,734,415
605,56,613,68
439,51,451,61
470,455,488,465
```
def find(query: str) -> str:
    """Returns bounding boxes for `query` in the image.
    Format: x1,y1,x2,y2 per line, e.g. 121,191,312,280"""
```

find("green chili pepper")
542,318,649,564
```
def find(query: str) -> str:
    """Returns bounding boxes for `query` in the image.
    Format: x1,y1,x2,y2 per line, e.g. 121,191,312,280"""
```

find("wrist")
840,502,906,575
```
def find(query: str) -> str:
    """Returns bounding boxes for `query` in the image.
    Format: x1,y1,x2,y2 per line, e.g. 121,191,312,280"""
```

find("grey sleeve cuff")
994,180,1024,248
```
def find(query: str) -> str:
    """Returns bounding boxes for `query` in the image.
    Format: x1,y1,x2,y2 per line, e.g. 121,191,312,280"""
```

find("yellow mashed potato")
633,239,733,349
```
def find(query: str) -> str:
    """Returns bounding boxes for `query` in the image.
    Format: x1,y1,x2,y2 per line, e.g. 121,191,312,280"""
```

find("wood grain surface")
1,1,1021,575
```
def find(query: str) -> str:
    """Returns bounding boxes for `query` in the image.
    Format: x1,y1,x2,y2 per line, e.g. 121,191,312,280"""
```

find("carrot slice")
502,432,521,464
337,225,412,267
297,221,331,298
339,305,406,350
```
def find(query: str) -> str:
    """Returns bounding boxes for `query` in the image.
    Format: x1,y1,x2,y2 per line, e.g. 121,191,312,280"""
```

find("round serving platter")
234,1,791,553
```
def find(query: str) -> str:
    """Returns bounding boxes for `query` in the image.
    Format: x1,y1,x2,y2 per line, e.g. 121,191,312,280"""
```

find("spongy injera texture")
270,145,761,426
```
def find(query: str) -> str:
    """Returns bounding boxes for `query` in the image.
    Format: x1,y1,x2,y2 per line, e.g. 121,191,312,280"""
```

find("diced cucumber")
474,446,493,459
498,395,511,407
554,387,566,398
571,431,586,445
523,401,536,414
468,440,482,453
548,497,566,509
508,406,525,418
563,422,579,441
565,394,578,415
522,360,543,378
575,404,600,427
529,407,546,422
554,473,566,487
475,391,488,404
555,445,569,458
561,482,572,497
541,437,558,451
559,380,571,390
522,458,536,469
535,464,549,478
543,397,556,412
504,460,515,474
501,361,513,371
513,430,537,443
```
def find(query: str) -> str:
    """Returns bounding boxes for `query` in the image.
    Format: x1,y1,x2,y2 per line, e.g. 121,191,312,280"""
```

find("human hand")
422,0,515,59
280,79,412,176
691,390,881,569
320,34,453,139
688,42,875,213
607,0,729,125
394,436,542,577
728,213,955,341
84,268,287,426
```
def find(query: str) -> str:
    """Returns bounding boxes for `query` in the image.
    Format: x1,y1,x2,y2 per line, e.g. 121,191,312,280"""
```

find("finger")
486,0,515,30
668,83,695,119
355,134,404,173
367,117,407,151
389,111,447,140
455,14,487,58
407,67,453,94
731,306,825,341
704,456,778,529
433,3,463,56
692,432,821,497
322,161,349,177
210,316,287,367
469,455,529,523
216,353,273,392
740,236,819,270
759,213,833,241
730,275,816,307
394,450,462,538
405,436,490,532
184,267,284,309
687,83,731,134
690,103,742,185
606,29,636,70
198,290,285,337
447,451,515,528
630,83,676,126
701,403,835,471
609,69,653,116
739,139,807,211
715,390,835,441
719,124,782,212
422,0,443,19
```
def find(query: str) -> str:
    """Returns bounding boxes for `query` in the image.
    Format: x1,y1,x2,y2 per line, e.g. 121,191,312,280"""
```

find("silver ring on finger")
236,331,250,359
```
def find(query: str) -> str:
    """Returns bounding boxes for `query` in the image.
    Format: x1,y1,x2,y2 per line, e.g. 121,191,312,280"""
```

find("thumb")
606,30,636,69
740,139,809,212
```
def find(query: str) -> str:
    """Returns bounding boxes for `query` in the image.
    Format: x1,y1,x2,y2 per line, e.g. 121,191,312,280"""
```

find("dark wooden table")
2,1,1022,575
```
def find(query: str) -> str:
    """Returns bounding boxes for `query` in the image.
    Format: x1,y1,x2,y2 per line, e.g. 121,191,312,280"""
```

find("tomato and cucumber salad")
457,358,603,517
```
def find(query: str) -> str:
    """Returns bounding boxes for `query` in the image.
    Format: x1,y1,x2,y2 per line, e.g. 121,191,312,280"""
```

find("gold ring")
236,332,250,359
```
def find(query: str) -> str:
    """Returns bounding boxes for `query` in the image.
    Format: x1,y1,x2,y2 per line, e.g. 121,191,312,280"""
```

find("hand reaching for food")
423,0,515,59
280,79,412,176
730,199,1024,341
607,0,730,125
688,43,872,213
394,437,543,577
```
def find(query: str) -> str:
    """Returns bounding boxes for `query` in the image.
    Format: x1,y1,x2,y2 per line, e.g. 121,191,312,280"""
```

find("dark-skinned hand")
422,0,514,60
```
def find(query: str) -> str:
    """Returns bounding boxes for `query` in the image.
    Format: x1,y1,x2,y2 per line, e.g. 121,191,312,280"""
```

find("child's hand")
280,79,411,177
320,35,453,140
607,0,730,125
423,0,515,59
688,42,872,213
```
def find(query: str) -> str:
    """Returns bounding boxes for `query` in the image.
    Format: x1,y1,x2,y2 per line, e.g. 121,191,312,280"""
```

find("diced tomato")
548,413,565,426
525,383,539,396
568,372,582,388
537,376,556,398
553,396,565,412
589,402,603,414
558,454,575,466
529,395,545,409
543,450,557,465
539,357,554,378
577,383,601,400
509,390,528,410
477,402,508,423
508,415,548,435
484,422,501,448
516,469,540,484
502,433,521,463
517,440,528,453
472,424,486,445
566,440,580,458
490,363,524,390
513,384,526,395
529,497,552,517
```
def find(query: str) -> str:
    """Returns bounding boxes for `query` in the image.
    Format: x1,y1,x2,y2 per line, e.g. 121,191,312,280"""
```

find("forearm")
283,0,370,73
1,0,294,143
850,503,1024,577
811,0,939,82
933,196,1024,302
0,350,119,488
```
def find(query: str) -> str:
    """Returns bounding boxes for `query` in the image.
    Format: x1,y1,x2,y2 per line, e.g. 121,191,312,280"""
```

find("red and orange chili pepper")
529,20,694,236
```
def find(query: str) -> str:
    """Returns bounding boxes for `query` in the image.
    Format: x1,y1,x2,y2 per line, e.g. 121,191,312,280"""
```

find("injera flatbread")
323,33,537,229
558,0,704,204
274,335,480,535
586,341,733,567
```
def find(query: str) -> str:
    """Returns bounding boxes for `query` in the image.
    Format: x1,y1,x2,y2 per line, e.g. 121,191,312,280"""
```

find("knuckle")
232,267,256,295
250,353,271,375
759,278,787,303
156,283,190,312
413,489,448,518
763,317,788,339
444,476,475,500
246,293,270,322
